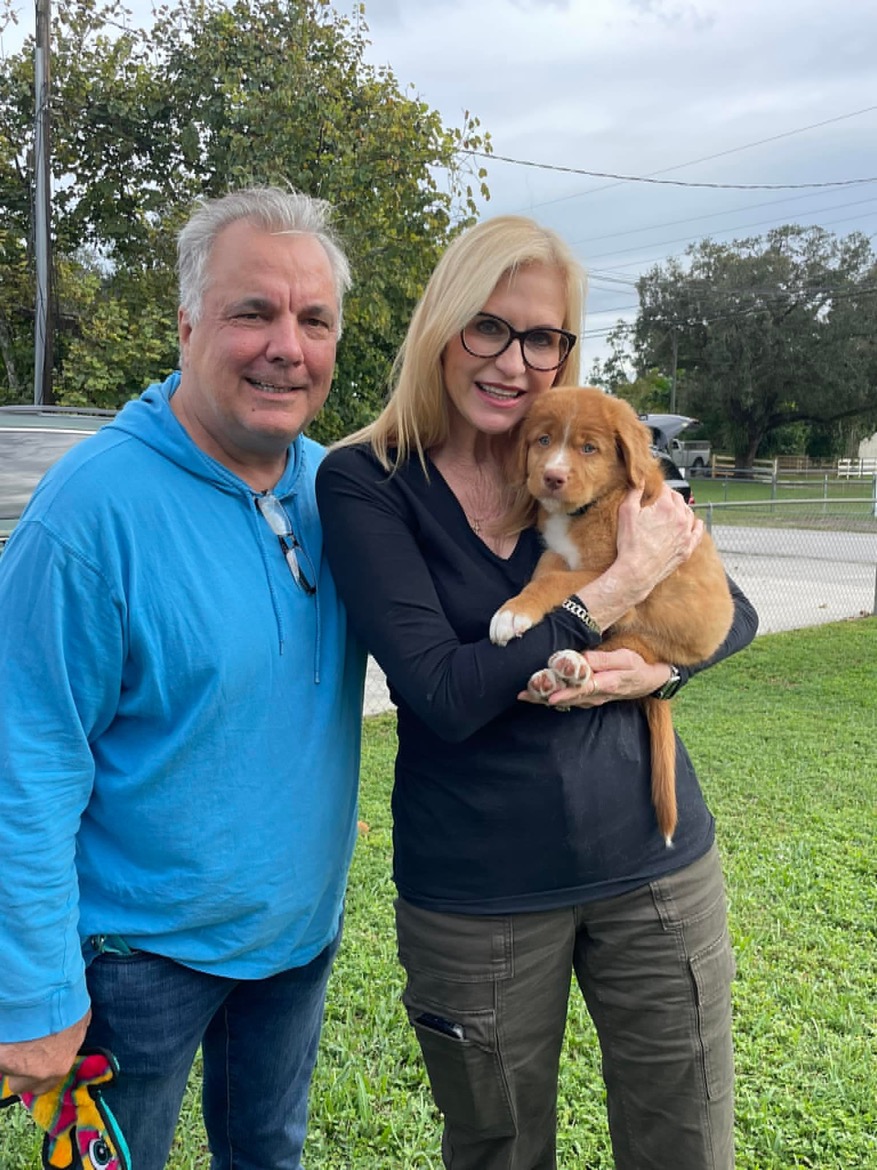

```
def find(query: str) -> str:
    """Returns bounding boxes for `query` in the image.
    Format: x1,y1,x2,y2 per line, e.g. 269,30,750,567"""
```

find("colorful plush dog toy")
0,1049,130,1170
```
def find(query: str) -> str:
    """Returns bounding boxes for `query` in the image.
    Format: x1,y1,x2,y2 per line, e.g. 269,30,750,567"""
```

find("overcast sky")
4,0,876,370
359,0,877,369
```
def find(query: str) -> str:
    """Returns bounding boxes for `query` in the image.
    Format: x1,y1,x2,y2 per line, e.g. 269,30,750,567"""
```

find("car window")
0,430,93,519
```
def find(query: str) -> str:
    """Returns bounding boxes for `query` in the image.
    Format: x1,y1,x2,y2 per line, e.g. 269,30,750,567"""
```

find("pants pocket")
689,929,736,1101
403,991,515,1138
396,899,516,1138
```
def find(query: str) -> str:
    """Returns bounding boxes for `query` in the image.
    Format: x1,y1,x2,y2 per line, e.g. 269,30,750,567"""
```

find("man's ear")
178,307,192,360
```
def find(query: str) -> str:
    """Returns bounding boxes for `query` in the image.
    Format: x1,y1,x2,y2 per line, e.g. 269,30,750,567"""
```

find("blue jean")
83,929,340,1170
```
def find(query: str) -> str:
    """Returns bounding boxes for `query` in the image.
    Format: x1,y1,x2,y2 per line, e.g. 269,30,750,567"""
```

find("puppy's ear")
615,410,656,492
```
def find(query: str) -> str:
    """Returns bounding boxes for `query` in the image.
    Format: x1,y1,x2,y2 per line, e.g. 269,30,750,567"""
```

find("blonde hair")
338,215,586,469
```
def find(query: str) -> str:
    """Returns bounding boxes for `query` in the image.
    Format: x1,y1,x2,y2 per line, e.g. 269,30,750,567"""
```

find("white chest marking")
542,512,582,570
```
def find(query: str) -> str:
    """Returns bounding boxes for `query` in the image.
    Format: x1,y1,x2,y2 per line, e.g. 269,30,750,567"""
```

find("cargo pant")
396,843,735,1170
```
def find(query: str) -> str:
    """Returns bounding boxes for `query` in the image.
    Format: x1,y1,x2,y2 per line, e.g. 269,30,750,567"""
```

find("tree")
0,1,34,401
0,0,491,432
585,320,636,393
632,227,877,465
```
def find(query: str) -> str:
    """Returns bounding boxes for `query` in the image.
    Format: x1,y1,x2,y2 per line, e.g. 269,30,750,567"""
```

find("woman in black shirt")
317,215,756,1170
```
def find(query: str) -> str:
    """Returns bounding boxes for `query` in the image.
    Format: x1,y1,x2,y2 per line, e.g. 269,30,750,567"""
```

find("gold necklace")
465,506,506,535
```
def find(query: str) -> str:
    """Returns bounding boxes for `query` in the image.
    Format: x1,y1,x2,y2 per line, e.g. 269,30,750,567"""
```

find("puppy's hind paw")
547,649,591,686
490,608,534,646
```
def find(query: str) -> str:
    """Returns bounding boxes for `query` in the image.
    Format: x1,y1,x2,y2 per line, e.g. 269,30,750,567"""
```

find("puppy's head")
518,387,657,511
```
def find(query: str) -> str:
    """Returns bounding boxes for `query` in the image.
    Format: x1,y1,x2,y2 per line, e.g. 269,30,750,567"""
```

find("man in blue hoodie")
0,187,365,1169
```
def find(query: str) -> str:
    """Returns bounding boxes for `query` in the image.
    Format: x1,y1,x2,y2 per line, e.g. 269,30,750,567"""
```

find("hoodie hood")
109,371,307,500
108,371,322,671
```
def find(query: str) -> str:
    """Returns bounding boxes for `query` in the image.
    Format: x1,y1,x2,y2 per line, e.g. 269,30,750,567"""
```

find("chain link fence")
702,497,877,635
362,496,877,716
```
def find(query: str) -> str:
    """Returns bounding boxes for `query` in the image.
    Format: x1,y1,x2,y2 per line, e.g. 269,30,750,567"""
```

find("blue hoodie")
0,373,365,1042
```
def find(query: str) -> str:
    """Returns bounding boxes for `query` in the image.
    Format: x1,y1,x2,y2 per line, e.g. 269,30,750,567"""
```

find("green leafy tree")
586,320,636,393
0,0,35,401
632,226,877,465
613,369,677,416
0,0,490,429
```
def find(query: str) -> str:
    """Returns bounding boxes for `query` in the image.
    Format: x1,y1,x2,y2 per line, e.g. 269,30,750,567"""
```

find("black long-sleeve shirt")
316,444,758,914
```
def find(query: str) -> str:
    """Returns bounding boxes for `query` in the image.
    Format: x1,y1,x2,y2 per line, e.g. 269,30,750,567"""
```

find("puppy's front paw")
490,607,534,646
547,649,591,686
527,667,562,700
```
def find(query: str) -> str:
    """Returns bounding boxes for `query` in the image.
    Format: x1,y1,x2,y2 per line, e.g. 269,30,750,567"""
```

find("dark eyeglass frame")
256,493,316,596
460,312,577,372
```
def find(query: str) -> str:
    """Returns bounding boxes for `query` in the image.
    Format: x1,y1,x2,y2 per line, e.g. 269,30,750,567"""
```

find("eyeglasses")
460,312,577,372
256,494,316,595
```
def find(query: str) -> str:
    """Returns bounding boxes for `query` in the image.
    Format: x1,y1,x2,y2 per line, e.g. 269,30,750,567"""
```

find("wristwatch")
651,664,683,700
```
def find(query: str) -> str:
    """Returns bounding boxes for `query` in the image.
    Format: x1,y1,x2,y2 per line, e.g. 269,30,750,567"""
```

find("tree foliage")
627,226,877,464
0,0,491,435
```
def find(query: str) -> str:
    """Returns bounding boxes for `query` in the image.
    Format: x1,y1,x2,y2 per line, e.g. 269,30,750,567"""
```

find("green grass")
692,474,875,506
694,476,874,503
2,620,875,1168
689,475,876,531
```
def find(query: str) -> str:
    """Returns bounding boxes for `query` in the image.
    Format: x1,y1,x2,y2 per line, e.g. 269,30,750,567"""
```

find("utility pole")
33,0,54,405
669,326,678,413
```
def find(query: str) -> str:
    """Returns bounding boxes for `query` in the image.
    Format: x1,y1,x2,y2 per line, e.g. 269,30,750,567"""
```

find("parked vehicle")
654,448,692,504
641,413,711,476
0,405,115,550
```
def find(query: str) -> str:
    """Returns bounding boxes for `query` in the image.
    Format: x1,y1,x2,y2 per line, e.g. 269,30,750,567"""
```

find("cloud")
357,0,877,359
5,0,874,362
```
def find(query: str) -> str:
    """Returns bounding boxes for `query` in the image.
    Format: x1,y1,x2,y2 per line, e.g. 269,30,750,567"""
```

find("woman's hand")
615,482,703,598
518,648,670,708
574,483,703,631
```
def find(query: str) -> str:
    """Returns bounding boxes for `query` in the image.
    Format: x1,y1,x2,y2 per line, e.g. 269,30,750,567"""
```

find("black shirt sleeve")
316,445,599,742
677,576,759,688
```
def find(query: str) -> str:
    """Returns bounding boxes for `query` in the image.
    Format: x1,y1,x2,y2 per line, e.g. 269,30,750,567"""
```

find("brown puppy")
490,386,734,845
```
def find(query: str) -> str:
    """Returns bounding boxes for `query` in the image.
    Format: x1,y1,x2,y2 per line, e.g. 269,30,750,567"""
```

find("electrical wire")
464,150,877,191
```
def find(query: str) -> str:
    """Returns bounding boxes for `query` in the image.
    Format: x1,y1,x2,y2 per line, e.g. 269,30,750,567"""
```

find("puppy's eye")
536,435,551,447
581,442,596,454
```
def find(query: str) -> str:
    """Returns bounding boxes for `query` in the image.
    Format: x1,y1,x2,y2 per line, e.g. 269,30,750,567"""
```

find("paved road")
363,524,877,714
712,524,877,636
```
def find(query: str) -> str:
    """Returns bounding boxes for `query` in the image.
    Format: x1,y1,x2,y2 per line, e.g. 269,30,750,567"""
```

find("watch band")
561,596,602,637
651,663,683,700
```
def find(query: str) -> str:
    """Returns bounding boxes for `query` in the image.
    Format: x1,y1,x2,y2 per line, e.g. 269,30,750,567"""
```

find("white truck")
640,413,712,476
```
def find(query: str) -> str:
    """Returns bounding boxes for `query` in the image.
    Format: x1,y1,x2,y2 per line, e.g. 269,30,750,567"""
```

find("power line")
578,203,877,277
620,105,877,180
517,105,877,211
584,280,877,340
464,150,877,191
581,205,877,262
571,194,877,247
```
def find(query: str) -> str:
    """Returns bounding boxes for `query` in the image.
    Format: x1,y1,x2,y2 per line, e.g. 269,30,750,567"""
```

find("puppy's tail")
643,697,678,847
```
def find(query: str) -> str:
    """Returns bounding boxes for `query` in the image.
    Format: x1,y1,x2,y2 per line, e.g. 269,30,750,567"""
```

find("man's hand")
0,1011,91,1097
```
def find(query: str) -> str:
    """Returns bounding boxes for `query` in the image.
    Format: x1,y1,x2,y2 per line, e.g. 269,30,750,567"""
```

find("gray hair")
177,186,352,334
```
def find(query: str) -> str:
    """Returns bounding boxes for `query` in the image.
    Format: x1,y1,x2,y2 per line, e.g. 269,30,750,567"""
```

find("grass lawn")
2,619,875,1168
692,474,875,507
690,475,877,532
692,474,875,501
